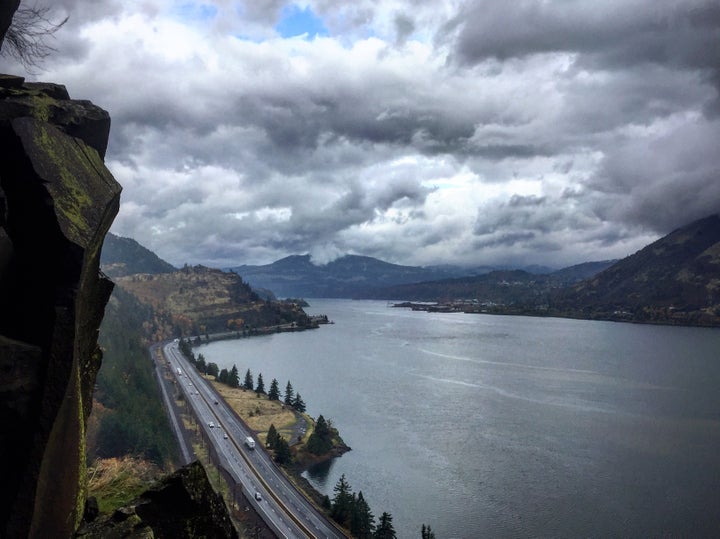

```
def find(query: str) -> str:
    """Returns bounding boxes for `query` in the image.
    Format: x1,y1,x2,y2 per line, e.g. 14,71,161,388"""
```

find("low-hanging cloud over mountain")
4,0,718,269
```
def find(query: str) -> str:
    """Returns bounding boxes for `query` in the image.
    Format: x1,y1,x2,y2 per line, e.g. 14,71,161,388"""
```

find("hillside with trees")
114,265,316,337
90,287,178,466
387,213,720,328
101,232,177,278
551,213,720,326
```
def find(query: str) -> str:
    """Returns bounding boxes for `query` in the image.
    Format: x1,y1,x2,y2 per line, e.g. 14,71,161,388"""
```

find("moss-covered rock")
75,461,239,539
0,73,121,538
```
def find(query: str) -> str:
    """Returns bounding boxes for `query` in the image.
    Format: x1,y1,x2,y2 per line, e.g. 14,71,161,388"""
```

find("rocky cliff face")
0,73,122,537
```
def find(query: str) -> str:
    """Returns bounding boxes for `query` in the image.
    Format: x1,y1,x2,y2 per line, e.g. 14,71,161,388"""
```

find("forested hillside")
89,286,178,467
101,232,177,278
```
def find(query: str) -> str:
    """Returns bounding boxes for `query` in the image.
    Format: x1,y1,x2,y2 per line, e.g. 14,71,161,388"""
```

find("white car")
254,491,262,501
208,421,215,428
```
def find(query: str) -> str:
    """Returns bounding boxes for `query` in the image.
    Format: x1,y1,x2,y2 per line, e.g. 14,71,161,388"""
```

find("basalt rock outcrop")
0,73,122,537
75,461,239,539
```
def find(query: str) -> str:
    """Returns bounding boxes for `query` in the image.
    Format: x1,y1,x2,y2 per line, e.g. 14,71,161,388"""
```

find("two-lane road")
158,341,347,539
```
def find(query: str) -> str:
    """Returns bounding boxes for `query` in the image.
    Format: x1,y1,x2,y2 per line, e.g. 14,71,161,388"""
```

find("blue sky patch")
275,5,329,39
172,2,217,22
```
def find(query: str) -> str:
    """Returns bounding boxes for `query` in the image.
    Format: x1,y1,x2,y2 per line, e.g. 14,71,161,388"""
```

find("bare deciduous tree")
1,4,67,72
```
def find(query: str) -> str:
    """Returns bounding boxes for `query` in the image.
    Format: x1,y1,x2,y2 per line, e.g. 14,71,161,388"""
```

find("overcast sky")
3,0,719,269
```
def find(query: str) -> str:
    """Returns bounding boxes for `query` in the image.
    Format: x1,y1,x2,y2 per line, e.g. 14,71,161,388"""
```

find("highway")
157,340,347,539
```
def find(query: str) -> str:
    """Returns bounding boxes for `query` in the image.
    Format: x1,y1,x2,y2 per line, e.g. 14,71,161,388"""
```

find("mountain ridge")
551,213,720,325
230,254,566,298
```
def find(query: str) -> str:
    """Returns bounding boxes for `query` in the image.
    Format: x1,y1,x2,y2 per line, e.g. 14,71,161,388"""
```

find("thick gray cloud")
1,0,718,269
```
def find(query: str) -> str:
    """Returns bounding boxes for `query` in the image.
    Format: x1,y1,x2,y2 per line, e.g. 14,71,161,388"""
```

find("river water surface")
201,299,720,538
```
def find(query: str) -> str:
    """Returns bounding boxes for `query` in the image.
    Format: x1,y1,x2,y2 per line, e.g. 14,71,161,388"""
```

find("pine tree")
273,435,292,464
307,414,333,455
315,415,330,436
195,354,207,373
292,393,306,413
266,423,279,449
351,491,375,538
228,364,240,388
218,368,229,384
374,512,396,539
284,380,294,405
243,368,253,390
268,378,280,400
331,474,353,527
421,524,436,539
206,362,219,378
256,373,265,394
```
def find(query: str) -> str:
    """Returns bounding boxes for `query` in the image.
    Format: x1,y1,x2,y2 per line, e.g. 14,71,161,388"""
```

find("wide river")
202,299,720,538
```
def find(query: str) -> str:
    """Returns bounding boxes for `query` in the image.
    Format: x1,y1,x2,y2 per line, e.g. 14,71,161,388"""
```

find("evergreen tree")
292,393,306,413
331,474,354,527
374,513,396,539
195,354,207,373
351,491,375,538
218,368,229,384
315,414,330,437
268,378,280,400
178,338,194,360
256,373,265,394
306,414,333,455
273,435,292,464
421,524,436,539
228,364,240,388
206,362,219,378
243,368,254,390
266,423,279,449
284,380,294,405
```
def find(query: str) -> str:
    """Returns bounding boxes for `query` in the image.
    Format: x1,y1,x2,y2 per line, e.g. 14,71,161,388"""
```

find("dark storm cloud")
448,0,720,67
446,0,720,107
589,118,720,233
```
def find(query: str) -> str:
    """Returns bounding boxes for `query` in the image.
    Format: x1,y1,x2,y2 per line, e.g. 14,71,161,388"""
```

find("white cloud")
2,0,718,269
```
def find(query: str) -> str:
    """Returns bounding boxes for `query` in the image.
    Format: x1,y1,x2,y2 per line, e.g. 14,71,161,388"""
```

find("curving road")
155,340,347,539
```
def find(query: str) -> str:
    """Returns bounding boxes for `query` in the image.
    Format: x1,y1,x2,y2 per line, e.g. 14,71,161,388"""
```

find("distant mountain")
229,254,493,298
552,213,720,326
549,260,620,282
101,233,176,277
381,213,720,327
357,261,616,302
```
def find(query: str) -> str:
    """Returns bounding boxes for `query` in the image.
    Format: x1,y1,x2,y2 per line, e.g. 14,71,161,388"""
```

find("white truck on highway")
245,436,255,449
177,367,182,376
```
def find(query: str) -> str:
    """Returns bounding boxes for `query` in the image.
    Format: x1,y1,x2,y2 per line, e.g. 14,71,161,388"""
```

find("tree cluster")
215,365,306,412
306,414,334,455
265,423,292,464
330,474,398,538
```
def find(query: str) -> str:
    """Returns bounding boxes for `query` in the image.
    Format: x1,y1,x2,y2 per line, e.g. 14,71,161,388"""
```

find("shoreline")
200,374,350,509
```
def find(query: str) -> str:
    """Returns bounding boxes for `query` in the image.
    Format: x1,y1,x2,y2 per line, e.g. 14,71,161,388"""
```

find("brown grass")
209,379,297,444
87,456,164,513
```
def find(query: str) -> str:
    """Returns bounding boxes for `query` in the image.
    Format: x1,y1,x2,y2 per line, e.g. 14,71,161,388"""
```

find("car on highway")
208,421,215,428
255,491,262,501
